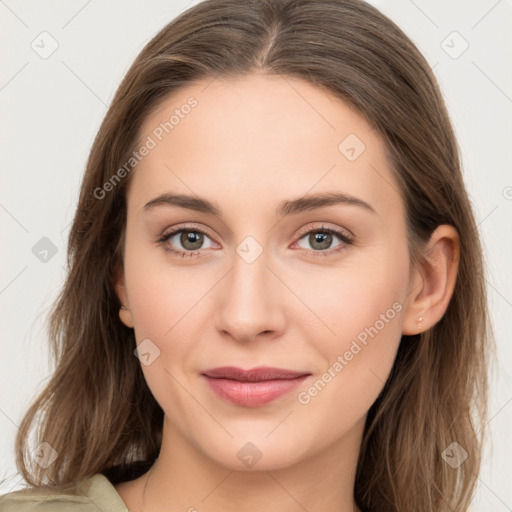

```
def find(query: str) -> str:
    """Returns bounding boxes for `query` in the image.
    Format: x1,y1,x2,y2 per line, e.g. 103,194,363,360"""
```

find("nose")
214,245,286,344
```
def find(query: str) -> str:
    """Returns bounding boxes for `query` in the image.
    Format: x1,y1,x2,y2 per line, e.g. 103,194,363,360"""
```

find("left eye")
295,228,351,252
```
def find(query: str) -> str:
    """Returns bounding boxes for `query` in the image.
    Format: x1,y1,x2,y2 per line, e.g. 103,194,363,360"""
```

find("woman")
0,0,491,511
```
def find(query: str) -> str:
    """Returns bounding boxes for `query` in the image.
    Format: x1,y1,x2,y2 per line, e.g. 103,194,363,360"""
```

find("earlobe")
119,305,134,329
113,264,134,329
401,225,460,335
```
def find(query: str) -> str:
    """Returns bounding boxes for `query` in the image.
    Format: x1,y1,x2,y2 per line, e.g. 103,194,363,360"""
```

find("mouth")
201,366,311,407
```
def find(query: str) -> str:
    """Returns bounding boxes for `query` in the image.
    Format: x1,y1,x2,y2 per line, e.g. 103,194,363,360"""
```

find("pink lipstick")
201,366,310,407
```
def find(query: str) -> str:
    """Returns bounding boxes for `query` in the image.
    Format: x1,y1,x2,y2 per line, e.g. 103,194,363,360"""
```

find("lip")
201,366,311,407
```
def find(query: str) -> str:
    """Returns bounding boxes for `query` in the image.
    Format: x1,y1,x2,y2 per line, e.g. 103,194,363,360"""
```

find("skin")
113,72,459,512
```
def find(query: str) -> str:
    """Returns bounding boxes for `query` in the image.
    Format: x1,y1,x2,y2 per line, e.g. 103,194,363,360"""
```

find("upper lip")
202,366,310,382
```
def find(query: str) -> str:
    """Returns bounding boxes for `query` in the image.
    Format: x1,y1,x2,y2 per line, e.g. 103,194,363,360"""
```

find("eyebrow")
143,191,377,217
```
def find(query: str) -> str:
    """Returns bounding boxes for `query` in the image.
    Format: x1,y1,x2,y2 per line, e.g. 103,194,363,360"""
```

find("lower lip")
202,375,309,407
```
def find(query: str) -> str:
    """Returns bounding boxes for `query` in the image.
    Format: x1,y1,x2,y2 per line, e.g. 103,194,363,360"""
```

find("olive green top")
0,473,129,511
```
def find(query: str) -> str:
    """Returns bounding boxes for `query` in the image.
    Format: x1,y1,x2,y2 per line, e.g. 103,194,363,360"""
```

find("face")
115,72,413,471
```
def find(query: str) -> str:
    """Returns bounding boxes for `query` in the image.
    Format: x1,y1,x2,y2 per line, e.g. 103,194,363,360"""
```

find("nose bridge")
231,237,273,312
215,236,283,340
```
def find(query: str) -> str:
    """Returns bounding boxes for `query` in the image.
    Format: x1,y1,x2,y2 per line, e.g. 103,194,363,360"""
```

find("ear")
401,225,460,335
113,263,134,329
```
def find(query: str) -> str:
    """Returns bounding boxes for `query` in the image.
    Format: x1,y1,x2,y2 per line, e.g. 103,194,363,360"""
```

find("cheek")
123,247,207,412
292,249,408,351
294,251,406,389
123,239,217,400
291,306,403,450
123,230,205,339
292,249,408,429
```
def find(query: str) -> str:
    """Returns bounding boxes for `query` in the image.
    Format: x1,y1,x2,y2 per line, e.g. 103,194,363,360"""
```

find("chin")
196,432,312,472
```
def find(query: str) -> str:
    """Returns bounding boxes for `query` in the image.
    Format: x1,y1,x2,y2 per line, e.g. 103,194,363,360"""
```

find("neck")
128,414,365,512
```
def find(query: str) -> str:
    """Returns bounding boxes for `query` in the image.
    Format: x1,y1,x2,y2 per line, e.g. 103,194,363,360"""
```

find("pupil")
182,231,203,250
311,231,331,250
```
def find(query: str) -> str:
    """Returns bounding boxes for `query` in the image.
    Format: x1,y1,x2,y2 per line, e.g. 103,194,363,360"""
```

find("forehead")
129,73,403,220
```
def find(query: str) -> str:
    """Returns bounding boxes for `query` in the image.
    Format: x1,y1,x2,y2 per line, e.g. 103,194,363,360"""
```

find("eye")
294,224,354,257
156,223,354,259
156,225,217,258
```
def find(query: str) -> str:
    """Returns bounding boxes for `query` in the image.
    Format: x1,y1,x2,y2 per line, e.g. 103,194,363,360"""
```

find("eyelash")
156,223,354,259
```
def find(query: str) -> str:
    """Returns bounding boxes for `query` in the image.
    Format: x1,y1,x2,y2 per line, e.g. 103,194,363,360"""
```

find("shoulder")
0,473,128,511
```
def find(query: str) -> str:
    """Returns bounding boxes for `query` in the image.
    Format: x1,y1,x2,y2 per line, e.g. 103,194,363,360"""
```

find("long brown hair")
7,1,492,510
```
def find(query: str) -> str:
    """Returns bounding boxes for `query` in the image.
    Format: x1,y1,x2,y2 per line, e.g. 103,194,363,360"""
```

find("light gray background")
1,0,511,509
